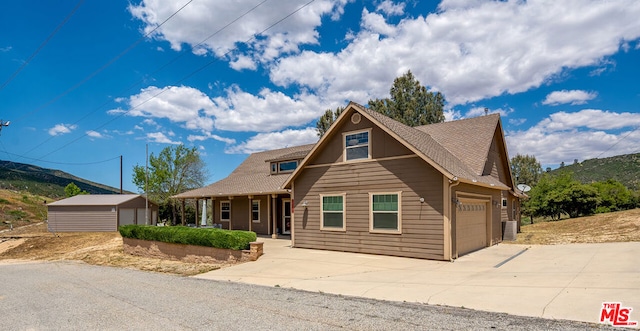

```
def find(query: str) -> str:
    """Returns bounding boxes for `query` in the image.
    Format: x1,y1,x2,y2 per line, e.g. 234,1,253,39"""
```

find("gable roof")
173,144,314,199
283,102,511,190
48,194,142,206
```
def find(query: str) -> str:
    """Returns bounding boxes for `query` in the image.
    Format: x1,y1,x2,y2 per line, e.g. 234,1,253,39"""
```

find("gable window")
220,201,231,221
344,130,370,161
320,194,345,231
278,160,298,173
270,163,277,174
370,192,401,233
251,200,260,223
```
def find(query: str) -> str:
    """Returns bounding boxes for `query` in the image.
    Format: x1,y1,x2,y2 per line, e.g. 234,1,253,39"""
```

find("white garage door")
119,208,135,226
456,199,488,256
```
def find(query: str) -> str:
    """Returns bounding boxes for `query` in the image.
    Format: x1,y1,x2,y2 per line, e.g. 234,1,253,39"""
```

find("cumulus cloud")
226,128,318,154
542,90,598,105
507,109,640,165
270,0,640,105
187,132,236,145
86,130,106,138
48,124,77,136
146,132,180,144
377,1,405,16
129,0,350,67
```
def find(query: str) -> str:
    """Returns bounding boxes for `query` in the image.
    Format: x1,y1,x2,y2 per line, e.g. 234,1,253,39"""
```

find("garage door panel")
456,199,487,256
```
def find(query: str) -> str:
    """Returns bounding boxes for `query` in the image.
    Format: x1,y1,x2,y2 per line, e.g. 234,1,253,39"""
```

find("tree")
368,70,445,127
524,172,599,220
64,182,87,197
132,145,207,225
316,106,345,137
590,179,637,213
510,154,543,187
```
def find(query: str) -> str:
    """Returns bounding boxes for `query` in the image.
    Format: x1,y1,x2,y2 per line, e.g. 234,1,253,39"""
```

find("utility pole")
145,144,149,225
0,120,10,135
120,155,123,194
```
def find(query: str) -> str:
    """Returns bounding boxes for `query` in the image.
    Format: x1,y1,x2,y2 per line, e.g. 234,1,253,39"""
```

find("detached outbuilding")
47,194,158,232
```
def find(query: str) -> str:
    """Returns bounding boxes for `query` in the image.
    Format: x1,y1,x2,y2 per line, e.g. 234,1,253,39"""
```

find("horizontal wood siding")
231,197,250,231
308,111,413,166
483,130,511,186
251,196,269,235
452,183,503,246
294,156,445,260
47,206,117,232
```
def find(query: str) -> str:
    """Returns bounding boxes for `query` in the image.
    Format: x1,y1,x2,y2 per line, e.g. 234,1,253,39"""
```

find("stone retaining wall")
123,238,263,263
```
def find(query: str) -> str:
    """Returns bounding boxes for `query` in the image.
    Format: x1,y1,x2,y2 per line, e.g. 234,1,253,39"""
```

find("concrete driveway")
195,239,640,325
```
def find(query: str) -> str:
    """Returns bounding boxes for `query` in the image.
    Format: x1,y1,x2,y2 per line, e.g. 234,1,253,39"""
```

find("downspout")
447,176,460,262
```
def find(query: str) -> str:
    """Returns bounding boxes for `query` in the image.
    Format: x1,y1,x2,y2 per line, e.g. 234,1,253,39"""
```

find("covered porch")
175,192,292,237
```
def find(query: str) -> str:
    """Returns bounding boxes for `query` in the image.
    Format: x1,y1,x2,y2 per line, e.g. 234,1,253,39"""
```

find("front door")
282,199,291,234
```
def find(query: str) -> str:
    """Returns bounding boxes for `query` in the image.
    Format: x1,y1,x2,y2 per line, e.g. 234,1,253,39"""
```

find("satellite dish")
517,184,531,193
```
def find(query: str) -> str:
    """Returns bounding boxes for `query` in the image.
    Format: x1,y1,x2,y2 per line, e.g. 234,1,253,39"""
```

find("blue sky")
1,0,640,193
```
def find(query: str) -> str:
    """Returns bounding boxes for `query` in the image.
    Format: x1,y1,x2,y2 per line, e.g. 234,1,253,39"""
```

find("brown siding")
47,205,117,232
250,196,269,235
231,197,250,231
451,183,503,252
482,130,511,185
293,156,445,260
309,113,413,166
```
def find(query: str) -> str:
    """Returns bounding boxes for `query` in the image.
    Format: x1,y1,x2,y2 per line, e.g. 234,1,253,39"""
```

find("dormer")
266,149,308,175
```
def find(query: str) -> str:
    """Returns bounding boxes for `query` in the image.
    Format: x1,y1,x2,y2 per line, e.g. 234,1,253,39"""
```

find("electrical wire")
13,0,195,124
33,0,315,161
0,0,85,91
21,0,270,158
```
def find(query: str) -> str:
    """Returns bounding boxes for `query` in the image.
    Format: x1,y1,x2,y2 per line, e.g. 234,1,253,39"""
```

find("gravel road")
0,261,620,330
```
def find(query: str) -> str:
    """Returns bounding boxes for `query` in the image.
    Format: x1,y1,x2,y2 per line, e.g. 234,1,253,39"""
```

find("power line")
32,0,315,161
21,0,270,158
0,0,85,91
13,0,195,124
0,149,120,166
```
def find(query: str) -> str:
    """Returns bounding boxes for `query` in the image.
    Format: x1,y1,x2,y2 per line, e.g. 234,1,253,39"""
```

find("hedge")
118,225,257,251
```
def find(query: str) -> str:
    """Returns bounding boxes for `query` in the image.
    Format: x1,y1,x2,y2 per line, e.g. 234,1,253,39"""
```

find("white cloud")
542,90,598,105
507,109,640,165
48,124,77,136
270,0,640,106
187,132,235,145
128,0,351,67
377,1,405,16
86,130,105,138
226,128,318,154
0,46,11,52
466,106,513,118
146,132,180,144
110,85,328,134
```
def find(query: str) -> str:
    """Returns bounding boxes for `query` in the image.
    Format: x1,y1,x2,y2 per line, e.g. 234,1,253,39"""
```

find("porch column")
248,195,253,232
195,199,200,227
271,194,278,239
181,199,186,226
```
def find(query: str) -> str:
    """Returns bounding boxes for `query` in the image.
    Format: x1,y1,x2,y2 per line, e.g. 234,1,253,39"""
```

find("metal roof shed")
47,194,158,232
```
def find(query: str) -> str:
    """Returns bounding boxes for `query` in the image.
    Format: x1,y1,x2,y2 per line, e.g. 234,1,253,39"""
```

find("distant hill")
549,153,640,190
0,160,125,198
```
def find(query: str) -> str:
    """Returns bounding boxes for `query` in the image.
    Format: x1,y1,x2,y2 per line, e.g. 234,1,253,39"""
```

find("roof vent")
351,113,361,124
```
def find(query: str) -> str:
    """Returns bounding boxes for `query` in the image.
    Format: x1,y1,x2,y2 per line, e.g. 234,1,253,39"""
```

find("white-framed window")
251,200,260,223
320,194,346,231
278,160,298,173
369,192,401,233
344,129,371,161
220,201,231,221
270,163,277,174
502,198,507,209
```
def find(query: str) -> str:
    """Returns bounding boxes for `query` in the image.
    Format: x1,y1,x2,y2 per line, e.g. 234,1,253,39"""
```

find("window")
220,201,231,221
270,163,277,174
320,194,345,230
502,198,507,209
344,130,370,161
370,193,401,233
251,200,260,223
278,160,297,173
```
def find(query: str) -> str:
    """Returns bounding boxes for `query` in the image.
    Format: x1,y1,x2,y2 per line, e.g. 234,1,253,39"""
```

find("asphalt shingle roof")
48,194,141,206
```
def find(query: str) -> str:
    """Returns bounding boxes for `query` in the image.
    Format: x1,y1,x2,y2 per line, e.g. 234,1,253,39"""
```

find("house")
47,194,158,232
175,102,520,260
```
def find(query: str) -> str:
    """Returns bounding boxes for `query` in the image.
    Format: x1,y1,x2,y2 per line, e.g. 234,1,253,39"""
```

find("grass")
510,208,640,245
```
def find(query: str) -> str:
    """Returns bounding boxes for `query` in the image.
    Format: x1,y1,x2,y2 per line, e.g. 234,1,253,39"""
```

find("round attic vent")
351,113,361,124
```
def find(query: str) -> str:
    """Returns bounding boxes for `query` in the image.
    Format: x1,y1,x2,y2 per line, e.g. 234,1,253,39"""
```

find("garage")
456,198,489,256
47,194,158,232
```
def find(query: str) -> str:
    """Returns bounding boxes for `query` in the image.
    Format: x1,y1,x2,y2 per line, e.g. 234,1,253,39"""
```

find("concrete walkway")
194,239,640,325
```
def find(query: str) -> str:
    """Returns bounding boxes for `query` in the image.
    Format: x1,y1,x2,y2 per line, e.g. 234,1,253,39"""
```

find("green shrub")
118,225,257,250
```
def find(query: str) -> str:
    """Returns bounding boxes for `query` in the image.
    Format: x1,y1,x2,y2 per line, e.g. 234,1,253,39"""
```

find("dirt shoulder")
510,208,640,245
0,223,229,276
